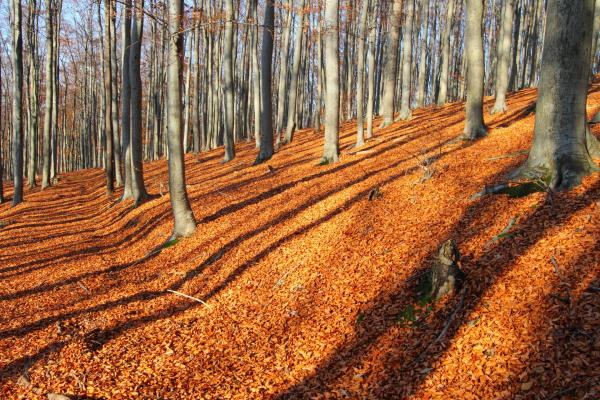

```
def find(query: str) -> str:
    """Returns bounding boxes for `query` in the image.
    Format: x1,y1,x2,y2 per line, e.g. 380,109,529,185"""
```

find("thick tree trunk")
463,0,487,140
380,0,402,126
222,0,236,162
355,0,369,146
284,0,306,144
12,0,24,205
512,0,598,191
255,0,275,164
437,0,455,106
321,0,340,164
166,0,196,238
416,0,430,108
41,0,53,189
491,0,514,114
398,0,415,120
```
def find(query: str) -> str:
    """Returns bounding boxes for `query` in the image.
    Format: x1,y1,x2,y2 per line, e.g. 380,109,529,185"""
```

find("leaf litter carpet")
1,87,600,399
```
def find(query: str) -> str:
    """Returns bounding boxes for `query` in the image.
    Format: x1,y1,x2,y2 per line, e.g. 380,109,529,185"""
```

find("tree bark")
222,0,236,162
283,0,306,144
463,0,487,140
366,0,378,139
437,0,455,106
355,0,369,146
103,0,114,195
380,0,402,126
416,0,430,108
166,0,197,238
512,0,598,190
41,0,53,189
255,0,275,164
12,0,24,205
321,0,340,164
398,0,415,120
490,0,514,114
121,0,133,201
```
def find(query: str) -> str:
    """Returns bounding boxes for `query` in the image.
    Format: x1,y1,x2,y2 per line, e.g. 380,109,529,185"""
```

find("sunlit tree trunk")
12,0,24,205
41,0,53,189
321,0,339,164
380,0,402,126
491,0,514,114
398,0,415,120
222,0,235,162
355,0,369,146
416,0,430,108
166,0,196,238
437,0,455,105
463,0,487,140
513,0,598,190
283,0,306,144
255,0,275,164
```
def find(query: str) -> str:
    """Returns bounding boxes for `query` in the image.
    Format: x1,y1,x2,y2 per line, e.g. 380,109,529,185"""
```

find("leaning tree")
512,0,600,190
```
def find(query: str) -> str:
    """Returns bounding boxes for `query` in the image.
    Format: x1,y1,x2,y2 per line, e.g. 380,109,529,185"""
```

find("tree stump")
430,239,465,300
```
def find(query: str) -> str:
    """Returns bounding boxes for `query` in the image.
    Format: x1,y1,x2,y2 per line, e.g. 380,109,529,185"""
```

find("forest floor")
1,86,600,400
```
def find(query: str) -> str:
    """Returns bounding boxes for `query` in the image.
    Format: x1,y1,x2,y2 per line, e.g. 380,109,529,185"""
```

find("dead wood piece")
430,239,465,300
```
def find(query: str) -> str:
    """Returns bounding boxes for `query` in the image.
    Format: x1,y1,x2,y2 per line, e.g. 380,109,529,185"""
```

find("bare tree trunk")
321,0,339,164
275,5,293,146
26,0,38,189
250,0,261,149
103,0,114,195
491,0,514,114
416,0,430,108
463,0,487,140
222,0,235,162
398,0,415,120
11,0,24,205
129,0,148,205
366,0,378,139
109,2,121,187
0,57,4,204
438,0,455,105
355,0,369,146
513,0,598,190
255,0,275,164
166,0,196,238
121,0,133,201
380,0,402,126
41,0,53,189
283,0,306,144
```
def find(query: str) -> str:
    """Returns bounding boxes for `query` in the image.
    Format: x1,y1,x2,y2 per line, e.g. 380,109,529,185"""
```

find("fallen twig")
167,289,212,308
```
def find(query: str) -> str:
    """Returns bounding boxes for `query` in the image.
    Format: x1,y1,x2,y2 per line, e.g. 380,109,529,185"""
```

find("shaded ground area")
1,88,600,399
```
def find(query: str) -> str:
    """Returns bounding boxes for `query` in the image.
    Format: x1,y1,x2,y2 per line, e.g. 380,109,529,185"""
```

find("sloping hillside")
1,86,600,399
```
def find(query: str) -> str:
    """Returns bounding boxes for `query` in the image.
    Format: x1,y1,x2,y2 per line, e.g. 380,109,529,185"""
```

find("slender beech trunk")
222,0,235,162
167,0,196,238
11,0,24,205
250,0,261,149
321,0,339,164
26,0,38,188
366,0,377,139
491,0,514,114
130,0,148,205
121,0,133,201
283,0,306,144
463,0,487,140
380,0,402,126
275,5,293,146
103,0,114,195
398,0,415,120
255,0,275,164
109,3,121,187
355,0,369,146
416,0,430,107
41,0,53,189
438,0,455,105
